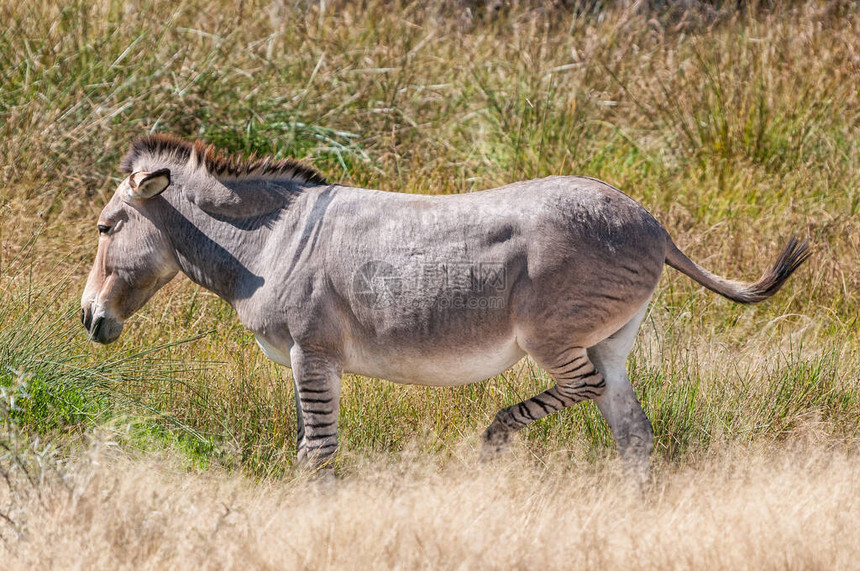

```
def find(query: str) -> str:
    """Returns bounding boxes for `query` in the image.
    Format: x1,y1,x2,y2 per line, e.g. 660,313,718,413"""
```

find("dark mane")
120,134,328,185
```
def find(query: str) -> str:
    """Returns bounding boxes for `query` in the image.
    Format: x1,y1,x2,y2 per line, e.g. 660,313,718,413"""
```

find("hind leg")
482,344,607,456
482,304,653,474
589,304,653,475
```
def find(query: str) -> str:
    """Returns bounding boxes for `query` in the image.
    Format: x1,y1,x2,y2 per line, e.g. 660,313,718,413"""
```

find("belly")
255,331,525,386
255,334,292,366
344,335,526,386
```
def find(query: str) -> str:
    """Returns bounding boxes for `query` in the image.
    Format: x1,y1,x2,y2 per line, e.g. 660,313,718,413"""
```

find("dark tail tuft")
742,237,811,303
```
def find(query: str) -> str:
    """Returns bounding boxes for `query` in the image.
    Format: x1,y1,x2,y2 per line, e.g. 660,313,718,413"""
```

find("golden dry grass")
2,438,858,570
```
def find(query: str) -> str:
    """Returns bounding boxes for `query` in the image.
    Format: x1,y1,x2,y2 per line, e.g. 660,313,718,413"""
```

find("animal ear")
126,168,171,200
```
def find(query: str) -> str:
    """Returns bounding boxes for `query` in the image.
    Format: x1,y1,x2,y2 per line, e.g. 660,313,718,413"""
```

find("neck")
154,180,315,305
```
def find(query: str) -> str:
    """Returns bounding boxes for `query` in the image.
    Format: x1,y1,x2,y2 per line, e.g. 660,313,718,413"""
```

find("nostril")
91,316,103,339
82,307,93,331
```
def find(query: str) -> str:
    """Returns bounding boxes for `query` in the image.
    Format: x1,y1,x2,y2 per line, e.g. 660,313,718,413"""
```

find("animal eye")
98,224,111,235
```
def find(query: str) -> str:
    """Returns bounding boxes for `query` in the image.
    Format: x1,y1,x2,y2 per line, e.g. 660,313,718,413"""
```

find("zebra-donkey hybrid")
81,135,810,473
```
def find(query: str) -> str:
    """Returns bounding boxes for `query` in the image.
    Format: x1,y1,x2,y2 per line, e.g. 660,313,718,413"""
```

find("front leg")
290,345,342,469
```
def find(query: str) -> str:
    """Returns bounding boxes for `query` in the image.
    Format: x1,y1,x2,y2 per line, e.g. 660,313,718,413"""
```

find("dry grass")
1,438,858,570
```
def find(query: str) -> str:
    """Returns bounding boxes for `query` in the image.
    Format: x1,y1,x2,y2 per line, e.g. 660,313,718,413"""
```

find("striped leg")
482,346,606,456
290,346,342,469
293,376,305,452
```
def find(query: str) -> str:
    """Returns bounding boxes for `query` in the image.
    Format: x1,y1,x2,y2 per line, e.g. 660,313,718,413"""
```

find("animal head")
81,134,328,343
80,168,179,344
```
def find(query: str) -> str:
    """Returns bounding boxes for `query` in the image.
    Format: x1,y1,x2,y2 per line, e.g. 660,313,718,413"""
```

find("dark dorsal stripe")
119,134,328,185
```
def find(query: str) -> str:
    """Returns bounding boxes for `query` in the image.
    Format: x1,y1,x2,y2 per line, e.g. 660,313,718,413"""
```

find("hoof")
621,456,651,491
480,424,511,461
618,433,653,491
297,441,338,471
309,466,338,491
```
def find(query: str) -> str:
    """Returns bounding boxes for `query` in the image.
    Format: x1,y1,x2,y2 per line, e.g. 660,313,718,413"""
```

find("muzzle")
81,303,124,344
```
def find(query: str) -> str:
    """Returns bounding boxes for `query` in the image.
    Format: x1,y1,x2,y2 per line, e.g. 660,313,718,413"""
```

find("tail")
664,234,811,304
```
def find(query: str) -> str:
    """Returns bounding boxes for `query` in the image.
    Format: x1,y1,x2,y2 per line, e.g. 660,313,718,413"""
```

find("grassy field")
1,0,858,567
